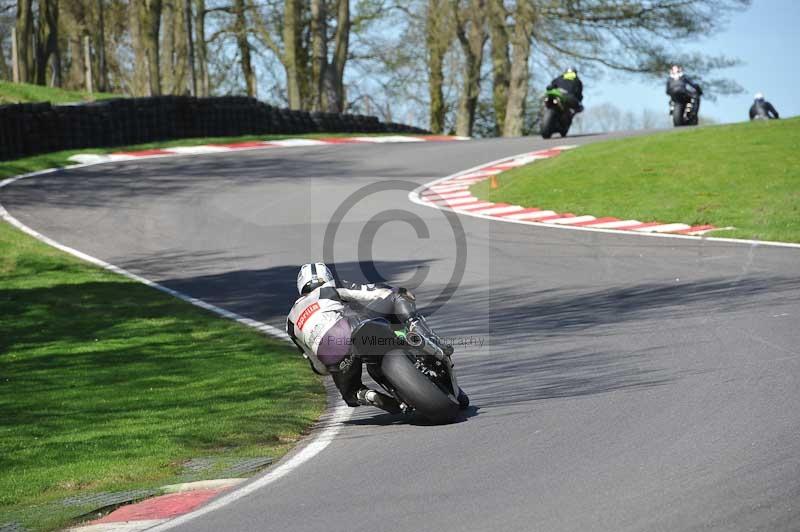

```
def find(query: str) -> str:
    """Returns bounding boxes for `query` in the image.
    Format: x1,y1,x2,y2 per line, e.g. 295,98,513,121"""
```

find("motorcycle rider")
666,65,703,119
286,262,452,414
749,93,780,120
546,67,584,114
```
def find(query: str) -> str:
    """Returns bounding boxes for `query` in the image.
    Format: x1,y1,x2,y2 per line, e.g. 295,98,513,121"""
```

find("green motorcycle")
540,88,575,139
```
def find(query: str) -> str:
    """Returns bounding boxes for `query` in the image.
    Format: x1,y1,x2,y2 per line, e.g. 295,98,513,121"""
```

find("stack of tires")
0,95,431,162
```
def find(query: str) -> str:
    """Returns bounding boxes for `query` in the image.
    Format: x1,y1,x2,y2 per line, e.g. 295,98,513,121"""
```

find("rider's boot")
357,387,403,414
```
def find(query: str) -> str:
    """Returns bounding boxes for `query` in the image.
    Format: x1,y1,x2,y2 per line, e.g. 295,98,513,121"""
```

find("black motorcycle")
670,91,700,127
350,317,468,424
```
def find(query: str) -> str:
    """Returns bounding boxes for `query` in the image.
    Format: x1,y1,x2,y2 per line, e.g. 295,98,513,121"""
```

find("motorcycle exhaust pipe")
406,331,446,361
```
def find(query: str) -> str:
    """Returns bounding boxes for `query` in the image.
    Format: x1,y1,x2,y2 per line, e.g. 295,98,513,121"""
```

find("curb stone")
412,146,719,236
66,135,470,166
65,480,246,531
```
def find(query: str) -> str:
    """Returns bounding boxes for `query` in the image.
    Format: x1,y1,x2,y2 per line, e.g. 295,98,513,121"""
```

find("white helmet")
297,262,334,294
669,65,683,80
754,92,764,101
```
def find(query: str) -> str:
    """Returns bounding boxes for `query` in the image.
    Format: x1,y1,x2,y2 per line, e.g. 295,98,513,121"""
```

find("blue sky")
589,0,800,124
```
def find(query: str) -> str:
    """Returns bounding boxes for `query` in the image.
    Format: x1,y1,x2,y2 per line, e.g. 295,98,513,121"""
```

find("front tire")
673,103,685,127
381,351,459,424
457,388,470,410
541,107,557,139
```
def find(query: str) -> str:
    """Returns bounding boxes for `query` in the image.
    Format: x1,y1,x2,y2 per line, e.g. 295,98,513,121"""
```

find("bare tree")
487,0,508,135
452,0,487,137
426,0,453,133
502,0,534,136
324,0,349,113
15,0,35,83
534,0,750,94
95,0,109,91
233,0,256,96
195,0,209,96
282,0,307,108
184,0,197,95
161,0,176,91
310,0,327,110
138,0,163,95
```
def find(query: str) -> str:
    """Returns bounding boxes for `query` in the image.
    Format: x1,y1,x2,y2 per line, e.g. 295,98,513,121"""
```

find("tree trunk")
453,0,487,137
172,0,189,94
83,34,93,93
161,0,175,93
310,0,327,111
130,2,148,95
95,0,109,92
326,0,349,113
68,34,84,89
0,34,8,80
283,0,302,108
11,27,19,82
36,0,61,87
139,0,163,96
426,0,452,134
195,0,209,96
15,0,35,83
233,0,256,97
184,0,197,95
502,1,534,137
488,0,509,136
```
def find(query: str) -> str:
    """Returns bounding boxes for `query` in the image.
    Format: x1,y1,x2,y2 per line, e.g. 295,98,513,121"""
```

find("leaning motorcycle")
540,88,574,139
350,317,468,424
670,91,700,127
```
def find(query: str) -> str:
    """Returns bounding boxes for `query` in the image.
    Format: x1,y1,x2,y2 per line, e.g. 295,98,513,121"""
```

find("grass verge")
0,219,326,531
0,81,118,105
0,132,407,181
472,117,800,243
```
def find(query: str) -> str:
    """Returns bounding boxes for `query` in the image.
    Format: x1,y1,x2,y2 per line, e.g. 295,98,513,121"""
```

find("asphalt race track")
4,132,800,531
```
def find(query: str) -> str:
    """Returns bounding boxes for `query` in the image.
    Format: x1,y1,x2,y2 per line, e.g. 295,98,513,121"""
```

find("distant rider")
286,262,452,414
547,67,584,114
666,65,703,117
749,93,779,120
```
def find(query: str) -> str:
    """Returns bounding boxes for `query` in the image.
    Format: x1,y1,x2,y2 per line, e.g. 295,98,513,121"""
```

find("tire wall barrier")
0,95,430,162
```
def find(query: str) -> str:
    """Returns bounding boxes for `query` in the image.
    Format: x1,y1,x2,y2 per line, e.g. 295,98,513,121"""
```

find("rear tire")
381,351,459,424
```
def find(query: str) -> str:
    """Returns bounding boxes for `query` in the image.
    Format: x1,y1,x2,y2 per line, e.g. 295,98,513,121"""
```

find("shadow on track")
158,259,436,324
155,258,800,415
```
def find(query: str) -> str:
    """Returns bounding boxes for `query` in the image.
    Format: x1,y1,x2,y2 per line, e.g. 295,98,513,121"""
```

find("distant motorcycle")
669,91,700,127
350,316,468,424
540,88,575,139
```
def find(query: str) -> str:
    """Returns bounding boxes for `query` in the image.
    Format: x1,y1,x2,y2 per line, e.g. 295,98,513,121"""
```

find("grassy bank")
0,220,326,530
0,81,118,104
472,118,800,243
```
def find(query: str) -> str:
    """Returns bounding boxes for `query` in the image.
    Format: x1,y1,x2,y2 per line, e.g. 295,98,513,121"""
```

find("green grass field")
472,117,800,243
0,81,118,105
0,220,326,531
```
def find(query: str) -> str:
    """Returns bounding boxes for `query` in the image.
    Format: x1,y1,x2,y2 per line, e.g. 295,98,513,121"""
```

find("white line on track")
0,164,354,530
